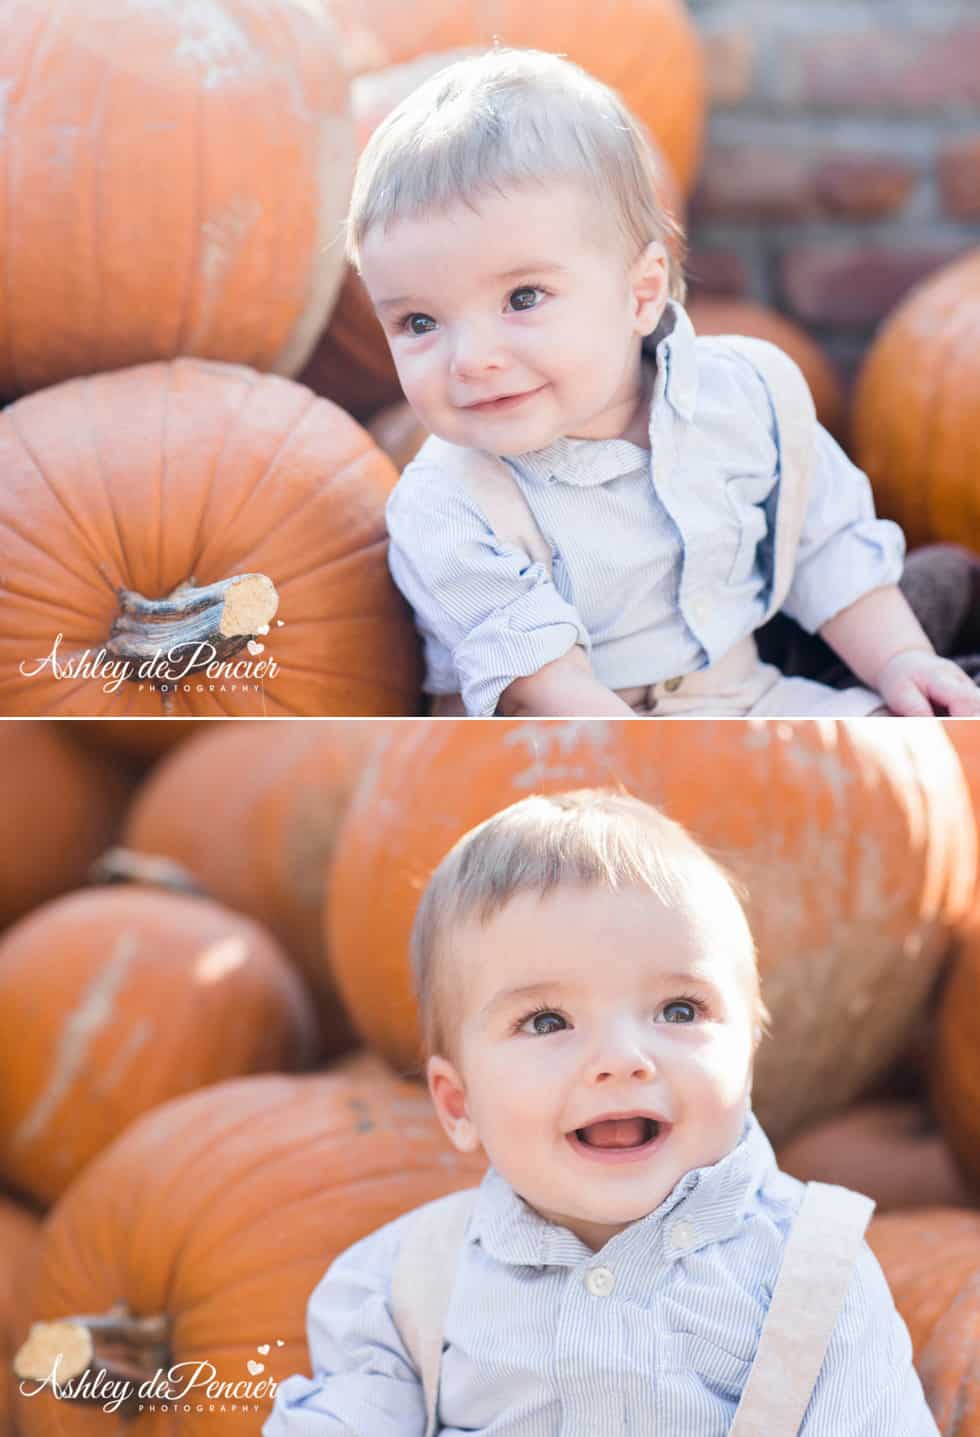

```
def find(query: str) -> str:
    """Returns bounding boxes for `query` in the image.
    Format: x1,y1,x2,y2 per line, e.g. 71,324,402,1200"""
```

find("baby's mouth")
574,1116,661,1149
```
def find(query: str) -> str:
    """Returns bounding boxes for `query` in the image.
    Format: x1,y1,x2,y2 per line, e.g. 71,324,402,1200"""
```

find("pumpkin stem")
89,847,208,898
106,573,279,686
14,1304,172,1415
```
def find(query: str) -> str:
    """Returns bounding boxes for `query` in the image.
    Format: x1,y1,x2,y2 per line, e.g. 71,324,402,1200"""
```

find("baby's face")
428,882,757,1253
359,179,667,456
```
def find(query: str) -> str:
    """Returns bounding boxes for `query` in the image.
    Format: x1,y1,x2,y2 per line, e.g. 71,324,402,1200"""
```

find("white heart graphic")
276,1340,284,1347
247,1361,264,1376
257,1345,270,1355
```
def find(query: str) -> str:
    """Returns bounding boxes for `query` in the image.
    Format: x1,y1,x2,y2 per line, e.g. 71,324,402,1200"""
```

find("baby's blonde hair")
345,46,687,302
409,790,771,1074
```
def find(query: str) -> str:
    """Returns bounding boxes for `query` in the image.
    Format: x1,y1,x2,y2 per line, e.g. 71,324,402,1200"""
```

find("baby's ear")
630,240,669,336
426,1055,482,1153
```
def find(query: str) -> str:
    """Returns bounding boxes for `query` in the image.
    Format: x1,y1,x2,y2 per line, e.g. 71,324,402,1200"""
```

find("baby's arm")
387,467,619,716
798,1240,940,1436
262,1219,426,1437
819,585,980,716
498,646,635,716
779,424,980,714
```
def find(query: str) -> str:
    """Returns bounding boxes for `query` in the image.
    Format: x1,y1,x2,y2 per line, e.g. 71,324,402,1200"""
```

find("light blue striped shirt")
385,302,905,717
263,1107,938,1436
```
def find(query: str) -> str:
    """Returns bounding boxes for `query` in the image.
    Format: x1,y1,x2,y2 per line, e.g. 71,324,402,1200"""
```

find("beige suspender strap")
389,1179,871,1437
432,439,554,575
389,1188,479,1437
716,335,817,622
727,1182,876,1437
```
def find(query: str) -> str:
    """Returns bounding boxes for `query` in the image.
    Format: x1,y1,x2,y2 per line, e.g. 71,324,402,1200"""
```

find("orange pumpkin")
852,248,980,550
0,360,422,716
775,1099,973,1212
297,266,403,423
367,399,429,471
0,1194,41,1437
0,885,319,1206
930,911,980,1197
121,718,387,1053
12,1054,485,1435
326,719,976,1144
0,0,354,400
0,722,132,932
867,1208,980,1436
331,0,706,196
687,298,845,439
943,719,980,851
64,720,201,765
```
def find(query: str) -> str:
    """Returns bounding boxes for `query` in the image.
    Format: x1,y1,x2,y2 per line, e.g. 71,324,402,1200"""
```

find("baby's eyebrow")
373,261,568,313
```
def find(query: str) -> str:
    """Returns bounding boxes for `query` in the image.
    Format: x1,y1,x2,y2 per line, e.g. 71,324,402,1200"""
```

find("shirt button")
669,1219,697,1251
584,1266,615,1297
663,676,683,692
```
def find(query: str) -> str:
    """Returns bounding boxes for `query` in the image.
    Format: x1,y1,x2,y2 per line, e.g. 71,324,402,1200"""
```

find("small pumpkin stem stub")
89,847,208,897
107,573,279,686
14,1306,172,1409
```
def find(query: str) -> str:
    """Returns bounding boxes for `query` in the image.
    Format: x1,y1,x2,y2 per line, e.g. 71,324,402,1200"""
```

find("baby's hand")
876,649,980,716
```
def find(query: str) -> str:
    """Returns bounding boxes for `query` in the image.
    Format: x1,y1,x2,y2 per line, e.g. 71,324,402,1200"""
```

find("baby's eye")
516,1007,567,1036
508,286,544,312
662,998,701,1024
400,313,436,336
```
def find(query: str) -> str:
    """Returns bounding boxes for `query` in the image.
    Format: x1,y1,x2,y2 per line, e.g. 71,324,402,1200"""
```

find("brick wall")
684,0,980,389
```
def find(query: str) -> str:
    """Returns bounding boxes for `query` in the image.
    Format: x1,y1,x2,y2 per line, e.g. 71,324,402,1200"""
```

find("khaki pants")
615,636,887,717
431,636,887,717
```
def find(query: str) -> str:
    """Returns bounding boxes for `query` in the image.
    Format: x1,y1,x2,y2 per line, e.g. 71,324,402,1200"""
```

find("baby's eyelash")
509,992,710,1035
394,285,548,335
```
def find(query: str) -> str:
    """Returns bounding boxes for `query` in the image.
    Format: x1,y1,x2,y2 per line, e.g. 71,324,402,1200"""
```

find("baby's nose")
448,323,507,378
588,1041,657,1084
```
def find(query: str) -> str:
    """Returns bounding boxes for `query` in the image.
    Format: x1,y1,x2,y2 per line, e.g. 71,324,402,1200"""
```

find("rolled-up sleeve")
262,1219,426,1437
386,471,589,716
781,425,906,633
798,1241,940,1436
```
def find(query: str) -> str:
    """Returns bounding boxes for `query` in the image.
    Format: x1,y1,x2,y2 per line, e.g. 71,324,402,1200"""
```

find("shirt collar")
504,299,698,489
466,1104,776,1268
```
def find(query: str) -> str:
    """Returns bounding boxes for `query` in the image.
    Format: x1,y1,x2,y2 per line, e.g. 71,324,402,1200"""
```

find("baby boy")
346,47,980,719
265,790,939,1435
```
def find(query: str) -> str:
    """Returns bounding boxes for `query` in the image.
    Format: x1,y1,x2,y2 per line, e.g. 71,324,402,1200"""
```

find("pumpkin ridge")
196,378,324,558
0,524,114,627
80,371,137,594
174,83,204,358
0,570,104,627
919,303,961,550
247,532,392,595
3,404,119,597
5,1,63,396
217,397,389,574
184,365,258,579
936,310,979,545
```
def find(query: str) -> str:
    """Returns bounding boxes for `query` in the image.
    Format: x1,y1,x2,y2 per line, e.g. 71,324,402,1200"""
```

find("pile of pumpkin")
0,0,976,718
1,715,979,1432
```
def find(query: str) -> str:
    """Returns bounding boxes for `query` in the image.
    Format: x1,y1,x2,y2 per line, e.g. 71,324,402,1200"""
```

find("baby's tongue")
580,1117,650,1148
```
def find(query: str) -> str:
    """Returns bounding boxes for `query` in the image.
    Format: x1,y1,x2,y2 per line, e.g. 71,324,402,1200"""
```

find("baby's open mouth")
574,1116,661,1149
